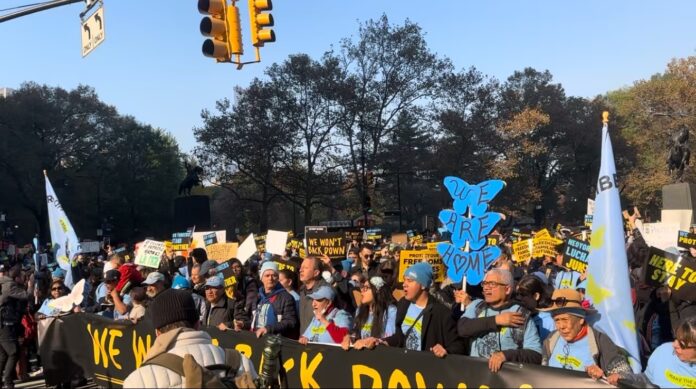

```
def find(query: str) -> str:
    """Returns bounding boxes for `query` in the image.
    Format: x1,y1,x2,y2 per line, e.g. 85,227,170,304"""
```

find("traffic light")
248,0,275,47
198,0,243,62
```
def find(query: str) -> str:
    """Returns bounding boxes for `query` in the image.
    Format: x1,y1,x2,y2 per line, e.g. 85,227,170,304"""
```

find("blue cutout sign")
439,176,506,284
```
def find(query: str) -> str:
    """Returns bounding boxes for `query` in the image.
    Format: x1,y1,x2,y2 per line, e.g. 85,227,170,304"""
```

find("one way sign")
81,5,105,57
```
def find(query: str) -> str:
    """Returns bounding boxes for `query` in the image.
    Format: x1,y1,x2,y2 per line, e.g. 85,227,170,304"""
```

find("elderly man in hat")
541,289,632,383
252,261,299,339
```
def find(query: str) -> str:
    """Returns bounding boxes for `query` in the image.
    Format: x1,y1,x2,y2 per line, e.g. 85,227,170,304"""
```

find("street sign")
81,5,105,57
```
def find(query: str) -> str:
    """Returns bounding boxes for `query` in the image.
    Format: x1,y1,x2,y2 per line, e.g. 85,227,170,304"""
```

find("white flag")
45,172,78,288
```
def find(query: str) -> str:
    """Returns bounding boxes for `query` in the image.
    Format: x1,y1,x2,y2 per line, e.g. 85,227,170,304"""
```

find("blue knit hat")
404,262,433,288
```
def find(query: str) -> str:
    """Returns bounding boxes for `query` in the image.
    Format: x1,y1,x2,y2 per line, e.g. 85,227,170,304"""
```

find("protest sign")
265,230,289,256
644,247,696,293
398,250,444,283
365,228,383,242
677,230,696,250
254,234,267,253
237,234,257,264
584,215,593,228
344,229,363,243
274,258,301,274
587,198,595,216
41,314,609,389
214,260,238,299
532,233,562,258
426,241,446,250
512,239,533,263
191,230,226,250
134,240,165,269
661,209,693,231
171,227,195,252
206,242,238,263
202,232,217,246
639,222,679,250
391,232,408,246
306,231,346,259
77,241,101,254
562,238,590,274
487,235,500,246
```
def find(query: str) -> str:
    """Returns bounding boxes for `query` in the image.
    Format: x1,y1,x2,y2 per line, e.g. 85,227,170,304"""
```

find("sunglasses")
677,340,696,350
550,297,582,307
481,281,508,288
51,287,62,291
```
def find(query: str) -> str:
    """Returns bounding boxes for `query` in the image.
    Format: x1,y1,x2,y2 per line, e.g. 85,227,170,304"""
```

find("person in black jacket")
252,262,299,340
0,265,33,388
380,262,465,357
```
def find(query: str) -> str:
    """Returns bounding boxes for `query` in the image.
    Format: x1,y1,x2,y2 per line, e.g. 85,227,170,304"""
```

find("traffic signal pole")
0,0,82,24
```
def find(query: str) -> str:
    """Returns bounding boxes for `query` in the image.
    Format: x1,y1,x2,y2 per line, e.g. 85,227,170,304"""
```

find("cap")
307,285,336,301
104,269,121,283
142,272,165,285
171,275,191,290
205,274,224,288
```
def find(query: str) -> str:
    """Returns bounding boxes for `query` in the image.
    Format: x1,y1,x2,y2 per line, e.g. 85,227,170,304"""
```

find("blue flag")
586,113,641,372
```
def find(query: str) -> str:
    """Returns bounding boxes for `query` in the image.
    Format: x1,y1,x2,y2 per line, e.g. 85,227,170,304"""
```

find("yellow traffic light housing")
248,0,275,47
198,0,243,62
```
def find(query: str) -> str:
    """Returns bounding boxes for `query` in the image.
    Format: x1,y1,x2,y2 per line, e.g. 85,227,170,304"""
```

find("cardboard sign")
203,232,218,246
532,234,562,258
644,246,696,292
512,239,534,263
306,231,347,259
365,228,383,242
266,230,289,256
77,241,101,254
207,243,239,263
562,238,589,274
399,249,445,283
677,230,696,250
237,234,257,264
344,229,363,243
392,232,408,246
134,240,166,269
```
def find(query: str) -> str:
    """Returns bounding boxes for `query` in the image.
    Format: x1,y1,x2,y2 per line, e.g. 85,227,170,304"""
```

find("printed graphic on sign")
399,250,445,283
134,240,166,269
306,231,346,260
562,238,590,274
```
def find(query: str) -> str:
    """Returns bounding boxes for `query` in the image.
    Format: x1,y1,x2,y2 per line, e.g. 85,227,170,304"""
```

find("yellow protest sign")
398,250,445,283
512,239,533,263
207,243,239,263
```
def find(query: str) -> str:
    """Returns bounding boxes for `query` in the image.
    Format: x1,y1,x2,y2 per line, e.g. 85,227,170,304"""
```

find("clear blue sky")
2,0,695,152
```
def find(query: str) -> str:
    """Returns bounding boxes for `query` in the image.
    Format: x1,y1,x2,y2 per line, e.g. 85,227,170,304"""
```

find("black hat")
148,289,199,330
104,269,121,283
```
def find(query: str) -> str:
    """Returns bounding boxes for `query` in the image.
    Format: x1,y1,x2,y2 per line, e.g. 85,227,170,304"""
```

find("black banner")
40,314,610,388
562,238,589,274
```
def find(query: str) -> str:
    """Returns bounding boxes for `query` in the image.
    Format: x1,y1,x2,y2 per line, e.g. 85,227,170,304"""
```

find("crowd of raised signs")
0,212,695,388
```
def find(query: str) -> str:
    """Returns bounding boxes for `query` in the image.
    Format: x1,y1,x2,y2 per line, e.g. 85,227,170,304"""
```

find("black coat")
384,295,466,355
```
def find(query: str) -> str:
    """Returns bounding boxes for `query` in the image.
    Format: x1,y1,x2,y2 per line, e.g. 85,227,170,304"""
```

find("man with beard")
142,272,167,298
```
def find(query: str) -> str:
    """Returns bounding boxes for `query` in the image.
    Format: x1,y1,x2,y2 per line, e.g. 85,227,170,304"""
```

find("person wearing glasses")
620,316,696,388
540,289,631,384
340,275,397,350
35,280,68,319
356,243,379,279
458,268,542,372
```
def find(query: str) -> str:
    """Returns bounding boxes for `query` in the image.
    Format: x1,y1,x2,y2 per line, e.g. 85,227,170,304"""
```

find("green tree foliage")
0,83,183,243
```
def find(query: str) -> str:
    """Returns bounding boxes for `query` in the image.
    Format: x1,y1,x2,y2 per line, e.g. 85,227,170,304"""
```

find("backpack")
142,348,256,389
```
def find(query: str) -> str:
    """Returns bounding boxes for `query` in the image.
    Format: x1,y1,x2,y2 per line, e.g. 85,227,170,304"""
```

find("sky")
2,0,696,152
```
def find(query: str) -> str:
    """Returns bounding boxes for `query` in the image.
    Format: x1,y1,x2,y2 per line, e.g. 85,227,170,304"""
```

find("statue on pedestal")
178,159,204,196
667,126,691,182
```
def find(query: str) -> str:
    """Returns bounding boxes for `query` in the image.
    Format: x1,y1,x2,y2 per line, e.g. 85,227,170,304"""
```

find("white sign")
661,209,693,231
81,6,105,57
77,241,101,253
237,234,257,264
638,221,679,251
266,230,289,256
587,198,595,216
134,239,166,269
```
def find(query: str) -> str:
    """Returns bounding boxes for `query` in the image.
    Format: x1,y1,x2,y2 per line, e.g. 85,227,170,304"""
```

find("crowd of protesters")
0,214,695,388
